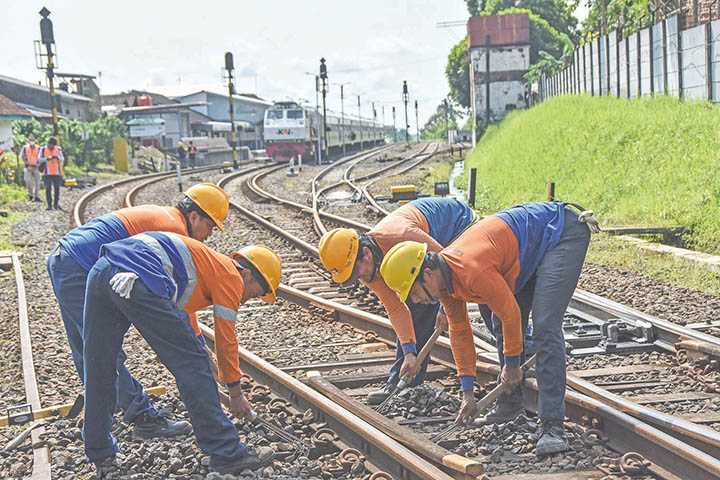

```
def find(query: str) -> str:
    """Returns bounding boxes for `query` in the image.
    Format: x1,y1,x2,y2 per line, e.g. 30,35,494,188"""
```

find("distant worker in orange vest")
20,136,41,202
39,136,64,210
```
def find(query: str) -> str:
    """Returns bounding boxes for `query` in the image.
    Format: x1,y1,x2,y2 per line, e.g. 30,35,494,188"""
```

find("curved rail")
10,253,51,479
217,154,720,480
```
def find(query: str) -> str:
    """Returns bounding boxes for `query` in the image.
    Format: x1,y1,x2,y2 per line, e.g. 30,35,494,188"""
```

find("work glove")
109,272,138,299
578,210,601,233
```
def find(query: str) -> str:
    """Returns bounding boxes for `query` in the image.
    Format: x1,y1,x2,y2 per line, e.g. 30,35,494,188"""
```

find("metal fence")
539,14,720,102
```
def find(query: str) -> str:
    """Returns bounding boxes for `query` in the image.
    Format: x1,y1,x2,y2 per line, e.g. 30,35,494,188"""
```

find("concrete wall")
542,14,720,103
471,45,530,122
0,121,12,150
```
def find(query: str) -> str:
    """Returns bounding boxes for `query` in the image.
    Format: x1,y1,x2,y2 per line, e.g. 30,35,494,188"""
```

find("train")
263,101,385,162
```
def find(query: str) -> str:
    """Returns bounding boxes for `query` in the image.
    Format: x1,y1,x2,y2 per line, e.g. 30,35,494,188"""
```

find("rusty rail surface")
8,253,51,479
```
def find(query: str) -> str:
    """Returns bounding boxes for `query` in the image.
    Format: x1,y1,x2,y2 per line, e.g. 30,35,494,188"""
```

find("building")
117,102,206,150
0,94,32,151
150,85,273,148
467,14,530,126
0,73,99,122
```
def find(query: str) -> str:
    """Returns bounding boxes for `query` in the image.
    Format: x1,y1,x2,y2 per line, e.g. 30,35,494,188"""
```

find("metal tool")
204,344,311,454
431,354,537,443
376,326,443,414
3,394,84,452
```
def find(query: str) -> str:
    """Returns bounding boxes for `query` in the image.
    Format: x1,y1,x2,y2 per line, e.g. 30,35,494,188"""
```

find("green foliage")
581,0,651,38
483,0,578,39
465,0,484,16
446,39,471,109
497,8,574,64
463,95,720,253
525,51,566,84
12,117,125,168
421,100,460,140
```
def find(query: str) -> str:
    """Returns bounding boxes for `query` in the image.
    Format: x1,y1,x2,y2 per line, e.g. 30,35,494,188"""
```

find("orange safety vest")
43,146,62,176
24,145,39,167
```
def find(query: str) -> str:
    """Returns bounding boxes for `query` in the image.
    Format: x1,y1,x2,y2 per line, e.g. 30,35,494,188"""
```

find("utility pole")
319,58,328,162
372,102,377,144
224,52,238,169
340,84,345,156
485,35,491,127
402,80,410,143
392,106,397,142
357,95,363,150
315,75,322,165
37,7,58,136
443,98,449,143
414,99,419,142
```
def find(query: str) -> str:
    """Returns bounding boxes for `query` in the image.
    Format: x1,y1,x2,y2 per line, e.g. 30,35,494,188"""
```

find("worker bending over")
380,202,592,455
318,198,475,404
83,233,281,475
47,183,228,438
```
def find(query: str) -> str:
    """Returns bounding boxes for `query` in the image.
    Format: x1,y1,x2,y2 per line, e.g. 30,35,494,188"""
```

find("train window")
287,110,304,119
268,110,284,119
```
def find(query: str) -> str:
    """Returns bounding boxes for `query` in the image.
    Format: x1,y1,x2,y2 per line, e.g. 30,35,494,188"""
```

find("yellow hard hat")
185,183,229,230
233,246,282,303
318,228,360,283
379,241,428,302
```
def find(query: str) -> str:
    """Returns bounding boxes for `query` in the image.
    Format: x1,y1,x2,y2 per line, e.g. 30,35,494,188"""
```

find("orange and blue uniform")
438,202,566,390
100,231,244,383
365,198,475,353
48,205,191,423
61,205,188,271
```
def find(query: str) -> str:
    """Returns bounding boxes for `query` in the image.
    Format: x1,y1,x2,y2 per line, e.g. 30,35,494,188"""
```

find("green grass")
0,183,26,206
587,234,720,296
462,95,720,254
420,157,454,193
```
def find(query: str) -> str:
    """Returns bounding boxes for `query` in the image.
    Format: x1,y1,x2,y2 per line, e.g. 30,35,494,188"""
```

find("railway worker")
318,197,476,405
39,136,64,210
379,201,595,456
188,140,198,168
83,236,281,475
20,136,41,202
47,183,229,439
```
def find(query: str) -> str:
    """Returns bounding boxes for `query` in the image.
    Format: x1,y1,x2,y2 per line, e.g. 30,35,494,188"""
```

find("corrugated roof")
149,83,273,106
0,94,32,118
0,73,94,102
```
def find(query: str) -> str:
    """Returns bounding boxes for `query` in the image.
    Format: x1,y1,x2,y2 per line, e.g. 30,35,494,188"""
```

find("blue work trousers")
386,301,440,387
487,210,589,421
46,245,155,422
82,257,246,463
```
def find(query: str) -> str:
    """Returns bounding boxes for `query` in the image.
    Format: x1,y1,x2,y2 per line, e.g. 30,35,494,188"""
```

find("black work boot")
210,446,275,473
366,383,396,406
484,387,524,424
132,412,192,439
536,419,569,456
94,456,118,479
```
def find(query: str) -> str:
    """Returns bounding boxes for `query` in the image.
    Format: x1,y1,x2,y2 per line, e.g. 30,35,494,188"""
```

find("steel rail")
217,164,720,479
197,323,457,480
10,252,51,479
72,164,222,227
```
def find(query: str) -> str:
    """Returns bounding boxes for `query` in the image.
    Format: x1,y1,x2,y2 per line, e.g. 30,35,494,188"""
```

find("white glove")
578,210,601,234
109,272,138,299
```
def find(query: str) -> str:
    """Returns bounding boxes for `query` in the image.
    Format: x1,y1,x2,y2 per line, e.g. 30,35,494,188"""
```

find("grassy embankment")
457,95,720,295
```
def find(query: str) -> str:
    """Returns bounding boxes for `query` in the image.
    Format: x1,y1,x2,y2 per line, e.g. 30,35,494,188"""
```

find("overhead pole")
38,7,58,136
443,98,449,143
224,52,238,169
414,99,419,142
402,80,409,143
357,95,363,150
319,58,328,163
372,101,377,144
485,35,491,127
340,84,345,156
392,106,397,142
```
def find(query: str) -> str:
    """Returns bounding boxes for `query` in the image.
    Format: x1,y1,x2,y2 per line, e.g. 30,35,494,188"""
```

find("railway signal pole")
402,81,410,143
414,100,419,142
224,52,238,169
392,106,397,143
315,75,322,165
340,84,345,156
357,95,363,151
319,58,328,163
37,7,58,136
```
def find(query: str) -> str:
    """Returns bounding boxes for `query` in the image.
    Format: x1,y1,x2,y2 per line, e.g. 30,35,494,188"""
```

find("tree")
482,0,579,39
581,0,651,38
446,39,470,109
421,99,460,140
465,0,484,16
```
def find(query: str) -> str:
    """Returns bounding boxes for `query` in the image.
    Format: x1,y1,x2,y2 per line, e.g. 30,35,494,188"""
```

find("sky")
3,1,588,131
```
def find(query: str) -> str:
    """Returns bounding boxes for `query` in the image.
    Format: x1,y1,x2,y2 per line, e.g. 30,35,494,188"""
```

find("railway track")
215,147,720,479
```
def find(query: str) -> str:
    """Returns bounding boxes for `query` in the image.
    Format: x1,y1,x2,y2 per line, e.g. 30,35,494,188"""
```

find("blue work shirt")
411,197,475,247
